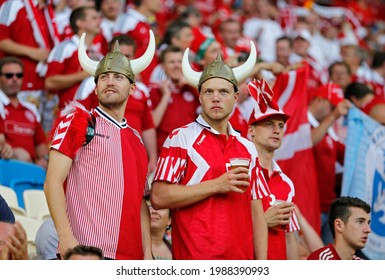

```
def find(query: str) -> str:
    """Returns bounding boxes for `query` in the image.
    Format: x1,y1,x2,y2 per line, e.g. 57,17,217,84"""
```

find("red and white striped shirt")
153,115,270,259
51,106,148,259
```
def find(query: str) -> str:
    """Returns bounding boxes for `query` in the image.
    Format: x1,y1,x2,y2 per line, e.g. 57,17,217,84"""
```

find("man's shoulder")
307,244,339,260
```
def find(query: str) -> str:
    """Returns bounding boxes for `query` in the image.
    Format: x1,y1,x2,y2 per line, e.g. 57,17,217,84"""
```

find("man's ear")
234,91,239,101
248,125,255,138
334,218,344,234
129,83,137,96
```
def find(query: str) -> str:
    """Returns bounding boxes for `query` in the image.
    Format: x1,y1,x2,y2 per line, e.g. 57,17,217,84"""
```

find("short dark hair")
344,82,373,100
328,196,371,238
372,51,385,69
132,0,142,7
108,34,137,53
70,6,95,34
63,245,104,260
159,45,182,63
219,17,241,32
162,20,191,46
328,61,351,77
276,36,293,47
0,56,23,73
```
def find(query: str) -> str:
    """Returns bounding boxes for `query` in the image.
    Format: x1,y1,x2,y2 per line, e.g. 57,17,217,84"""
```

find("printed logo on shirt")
94,133,110,139
5,121,34,136
197,134,206,145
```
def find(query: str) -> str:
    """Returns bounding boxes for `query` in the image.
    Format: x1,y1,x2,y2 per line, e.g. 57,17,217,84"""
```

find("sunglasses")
0,72,23,79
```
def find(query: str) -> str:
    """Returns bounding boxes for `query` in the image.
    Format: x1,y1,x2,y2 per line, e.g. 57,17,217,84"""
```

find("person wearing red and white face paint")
247,79,300,260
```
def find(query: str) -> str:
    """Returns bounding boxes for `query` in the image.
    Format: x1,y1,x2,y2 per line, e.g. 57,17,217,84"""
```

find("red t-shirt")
153,115,270,259
149,83,200,153
0,103,46,160
124,82,155,134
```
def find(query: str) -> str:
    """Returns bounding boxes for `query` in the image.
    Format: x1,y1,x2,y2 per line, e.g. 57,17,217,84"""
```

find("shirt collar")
71,35,80,46
95,107,128,129
271,160,282,173
127,9,148,22
307,110,340,141
0,90,10,106
195,115,240,136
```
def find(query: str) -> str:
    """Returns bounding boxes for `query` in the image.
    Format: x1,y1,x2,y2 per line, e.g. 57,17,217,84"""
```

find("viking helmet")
78,30,156,83
182,41,257,92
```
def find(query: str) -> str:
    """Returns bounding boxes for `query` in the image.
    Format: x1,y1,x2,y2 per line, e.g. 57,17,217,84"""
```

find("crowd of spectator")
1,0,384,260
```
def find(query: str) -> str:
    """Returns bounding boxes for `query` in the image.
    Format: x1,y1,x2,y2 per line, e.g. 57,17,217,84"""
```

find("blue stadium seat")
0,159,46,208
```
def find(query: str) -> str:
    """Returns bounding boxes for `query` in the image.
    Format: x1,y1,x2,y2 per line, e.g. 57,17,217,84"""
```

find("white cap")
293,29,312,42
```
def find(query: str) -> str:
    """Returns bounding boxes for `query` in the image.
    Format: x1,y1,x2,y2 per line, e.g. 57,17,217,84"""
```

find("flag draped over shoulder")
272,64,321,233
342,106,385,260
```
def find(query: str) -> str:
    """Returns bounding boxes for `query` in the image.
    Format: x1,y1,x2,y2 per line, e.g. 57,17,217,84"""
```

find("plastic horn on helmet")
78,29,156,76
181,41,257,87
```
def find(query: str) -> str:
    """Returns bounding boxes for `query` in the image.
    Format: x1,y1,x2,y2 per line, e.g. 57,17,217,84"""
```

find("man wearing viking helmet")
44,30,156,260
151,42,269,259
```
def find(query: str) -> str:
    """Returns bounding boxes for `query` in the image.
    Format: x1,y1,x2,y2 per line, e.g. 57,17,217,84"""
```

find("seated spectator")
345,82,385,125
0,57,48,168
307,196,371,260
0,132,13,159
147,200,172,260
0,221,29,260
63,244,104,260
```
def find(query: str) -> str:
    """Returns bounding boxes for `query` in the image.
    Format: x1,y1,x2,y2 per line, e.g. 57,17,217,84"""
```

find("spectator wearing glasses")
0,56,48,168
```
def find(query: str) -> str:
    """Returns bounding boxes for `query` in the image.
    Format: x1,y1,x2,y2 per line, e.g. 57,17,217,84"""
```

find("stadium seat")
0,184,27,216
14,215,43,244
0,159,46,208
23,190,50,221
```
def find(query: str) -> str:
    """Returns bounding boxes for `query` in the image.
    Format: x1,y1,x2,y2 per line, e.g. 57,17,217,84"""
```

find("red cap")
190,27,215,61
313,82,344,106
